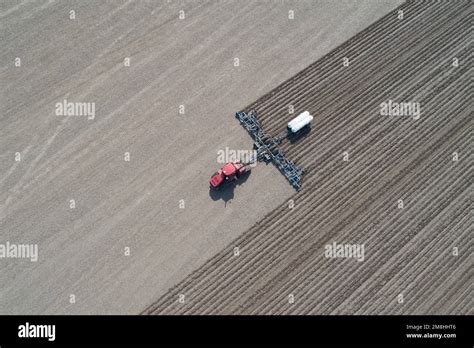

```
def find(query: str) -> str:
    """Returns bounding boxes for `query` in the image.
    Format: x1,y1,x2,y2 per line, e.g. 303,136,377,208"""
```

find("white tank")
288,111,310,129
290,114,313,133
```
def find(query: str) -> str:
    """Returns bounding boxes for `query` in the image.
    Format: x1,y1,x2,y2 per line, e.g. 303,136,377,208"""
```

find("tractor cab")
221,162,237,180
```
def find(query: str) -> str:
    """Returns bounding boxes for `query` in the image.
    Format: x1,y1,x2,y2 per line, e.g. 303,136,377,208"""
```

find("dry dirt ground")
0,1,402,314
145,0,472,315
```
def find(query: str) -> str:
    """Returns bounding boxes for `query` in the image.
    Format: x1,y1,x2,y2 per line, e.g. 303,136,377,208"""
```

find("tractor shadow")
209,170,251,205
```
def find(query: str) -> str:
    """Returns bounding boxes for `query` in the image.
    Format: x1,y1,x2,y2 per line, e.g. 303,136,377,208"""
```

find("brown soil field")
145,0,472,315
0,0,402,314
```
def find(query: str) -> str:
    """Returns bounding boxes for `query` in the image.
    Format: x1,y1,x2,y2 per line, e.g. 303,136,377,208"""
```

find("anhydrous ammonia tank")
288,111,310,129
290,114,313,133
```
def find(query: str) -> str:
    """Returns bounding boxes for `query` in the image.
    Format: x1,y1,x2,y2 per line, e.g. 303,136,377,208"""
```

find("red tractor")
210,160,250,189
